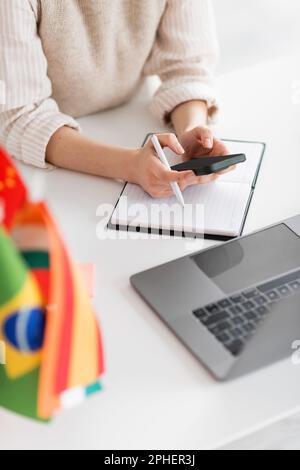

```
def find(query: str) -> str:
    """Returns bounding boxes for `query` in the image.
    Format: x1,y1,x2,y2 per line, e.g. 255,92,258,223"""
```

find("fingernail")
204,138,213,148
177,143,185,154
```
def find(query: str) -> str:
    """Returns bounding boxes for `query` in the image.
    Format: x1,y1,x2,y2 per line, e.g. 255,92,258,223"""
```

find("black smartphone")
171,153,246,176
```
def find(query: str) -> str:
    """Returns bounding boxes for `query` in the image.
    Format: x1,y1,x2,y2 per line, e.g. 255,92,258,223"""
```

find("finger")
150,187,174,199
196,173,220,184
193,127,214,150
180,170,198,185
163,189,174,198
157,167,188,184
155,169,179,184
157,170,194,195
213,139,230,156
165,170,200,190
164,170,191,184
154,133,185,155
176,171,198,191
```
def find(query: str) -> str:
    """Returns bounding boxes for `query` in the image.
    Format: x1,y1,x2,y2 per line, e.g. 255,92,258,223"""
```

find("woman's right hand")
131,133,195,199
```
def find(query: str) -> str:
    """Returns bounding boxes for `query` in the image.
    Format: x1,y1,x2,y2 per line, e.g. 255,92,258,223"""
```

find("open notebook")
108,139,265,239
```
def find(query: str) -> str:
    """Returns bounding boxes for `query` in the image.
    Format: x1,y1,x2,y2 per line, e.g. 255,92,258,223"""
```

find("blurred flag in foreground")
0,149,27,230
0,147,104,421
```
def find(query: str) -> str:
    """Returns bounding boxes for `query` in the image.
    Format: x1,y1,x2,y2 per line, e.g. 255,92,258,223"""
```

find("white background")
214,0,300,73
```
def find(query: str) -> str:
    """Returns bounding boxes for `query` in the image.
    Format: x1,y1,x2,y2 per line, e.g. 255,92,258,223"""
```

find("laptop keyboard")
192,269,300,357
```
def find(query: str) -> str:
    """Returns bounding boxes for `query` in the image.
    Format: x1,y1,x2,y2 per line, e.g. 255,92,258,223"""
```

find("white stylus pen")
151,135,185,208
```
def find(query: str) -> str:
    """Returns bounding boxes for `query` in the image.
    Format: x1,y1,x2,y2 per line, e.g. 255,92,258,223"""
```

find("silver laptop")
131,216,300,380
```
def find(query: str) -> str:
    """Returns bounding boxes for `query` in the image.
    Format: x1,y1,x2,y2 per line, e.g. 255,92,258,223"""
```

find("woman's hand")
131,128,234,199
179,126,234,184
132,133,196,198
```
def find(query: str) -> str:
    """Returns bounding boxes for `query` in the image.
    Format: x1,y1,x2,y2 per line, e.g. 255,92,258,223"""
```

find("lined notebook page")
110,140,264,237
111,181,251,236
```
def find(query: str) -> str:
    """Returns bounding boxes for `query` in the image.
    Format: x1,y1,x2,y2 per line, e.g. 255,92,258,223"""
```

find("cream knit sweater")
0,0,219,168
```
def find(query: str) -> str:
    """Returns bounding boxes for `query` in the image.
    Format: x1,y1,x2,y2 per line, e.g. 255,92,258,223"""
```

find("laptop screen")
192,224,300,294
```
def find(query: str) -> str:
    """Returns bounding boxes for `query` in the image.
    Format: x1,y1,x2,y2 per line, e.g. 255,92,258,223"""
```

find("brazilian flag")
0,227,45,421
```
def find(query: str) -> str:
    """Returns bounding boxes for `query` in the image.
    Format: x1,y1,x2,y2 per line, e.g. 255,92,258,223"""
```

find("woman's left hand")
179,126,234,185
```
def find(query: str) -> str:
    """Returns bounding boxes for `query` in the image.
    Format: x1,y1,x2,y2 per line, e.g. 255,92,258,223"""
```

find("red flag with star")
0,147,27,229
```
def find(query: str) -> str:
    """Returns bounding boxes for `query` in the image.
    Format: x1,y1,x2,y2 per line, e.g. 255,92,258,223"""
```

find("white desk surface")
2,55,300,450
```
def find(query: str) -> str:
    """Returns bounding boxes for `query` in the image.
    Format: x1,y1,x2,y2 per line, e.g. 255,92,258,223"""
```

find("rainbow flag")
0,148,104,421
